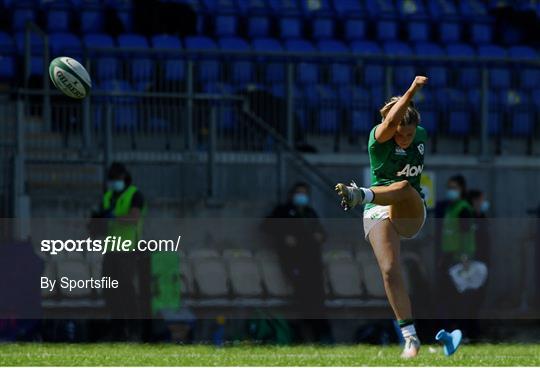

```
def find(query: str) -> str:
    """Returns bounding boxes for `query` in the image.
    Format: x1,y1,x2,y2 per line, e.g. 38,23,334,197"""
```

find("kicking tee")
365,124,427,210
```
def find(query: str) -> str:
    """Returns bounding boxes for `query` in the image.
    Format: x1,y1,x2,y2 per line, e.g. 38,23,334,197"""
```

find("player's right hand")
412,76,428,89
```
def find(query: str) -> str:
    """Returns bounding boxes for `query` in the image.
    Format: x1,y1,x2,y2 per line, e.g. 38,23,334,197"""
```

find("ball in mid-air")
49,57,92,99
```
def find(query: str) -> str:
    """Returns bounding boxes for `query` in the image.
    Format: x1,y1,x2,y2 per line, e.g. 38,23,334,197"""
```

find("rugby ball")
49,57,92,99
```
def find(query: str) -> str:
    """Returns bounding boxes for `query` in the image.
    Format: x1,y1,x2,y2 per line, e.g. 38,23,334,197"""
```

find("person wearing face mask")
99,162,148,340
439,175,476,263
263,182,330,343
433,175,477,338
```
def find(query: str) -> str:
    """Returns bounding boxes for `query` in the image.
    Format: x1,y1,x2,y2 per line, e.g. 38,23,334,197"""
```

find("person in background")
263,182,330,343
95,162,148,340
434,175,481,339
436,175,476,265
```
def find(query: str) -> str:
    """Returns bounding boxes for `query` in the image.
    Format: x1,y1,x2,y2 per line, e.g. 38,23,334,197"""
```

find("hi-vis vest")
102,185,146,251
441,199,476,260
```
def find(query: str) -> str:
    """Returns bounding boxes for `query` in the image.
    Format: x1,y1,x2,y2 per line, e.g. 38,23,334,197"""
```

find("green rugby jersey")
365,124,427,209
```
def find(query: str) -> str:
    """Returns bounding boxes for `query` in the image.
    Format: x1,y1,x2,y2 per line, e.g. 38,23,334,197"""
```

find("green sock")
398,319,414,328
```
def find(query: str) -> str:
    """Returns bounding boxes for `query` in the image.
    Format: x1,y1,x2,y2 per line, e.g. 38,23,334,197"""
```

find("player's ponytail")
380,96,421,126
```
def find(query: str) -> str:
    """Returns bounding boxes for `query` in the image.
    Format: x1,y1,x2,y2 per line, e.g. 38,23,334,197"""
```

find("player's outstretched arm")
375,76,428,143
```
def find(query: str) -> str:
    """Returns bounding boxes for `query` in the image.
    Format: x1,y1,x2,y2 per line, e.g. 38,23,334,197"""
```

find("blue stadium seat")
0,32,15,80
503,90,534,136
268,0,303,15
205,0,238,35
458,0,488,19
468,89,503,135
383,41,415,90
428,0,458,19
49,33,83,59
332,0,366,40
15,32,44,76
118,34,153,83
377,19,398,41
151,34,185,84
248,16,270,38
312,17,334,40
83,33,118,81
218,37,253,85
338,86,372,134
95,79,138,130
202,82,237,131
15,31,44,54
508,46,539,90
332,0,363,16
371,86,385,107
284,39,318,85
446,43,479,88
316,85,339,134
408,20,430,42
439,21,461,43
270,83,285,98
304,0,335,39
151,33,182,49
415,89,438,134
350,41,384,86
413,42,447,87
0,32,15,52
478,45,510,90
184,36,220,83
471,22,493,44
317,40,351,85
80,3,104,33
44,0,72,32
252,38,284,83
344,18,366,41
448,110,472,136
12,3,36,31
365,0,396,18
437,88,471,136
237,0,268,14
215,15,238,36
280,17,303,39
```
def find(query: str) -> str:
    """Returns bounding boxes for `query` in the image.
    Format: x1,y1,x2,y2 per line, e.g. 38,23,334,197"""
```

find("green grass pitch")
0,343,539,366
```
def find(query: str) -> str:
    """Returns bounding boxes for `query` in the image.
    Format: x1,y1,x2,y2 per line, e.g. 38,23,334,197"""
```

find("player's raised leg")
335,180,424,237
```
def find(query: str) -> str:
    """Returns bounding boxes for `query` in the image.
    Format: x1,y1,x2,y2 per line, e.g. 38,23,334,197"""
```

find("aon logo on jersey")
396,164,423,177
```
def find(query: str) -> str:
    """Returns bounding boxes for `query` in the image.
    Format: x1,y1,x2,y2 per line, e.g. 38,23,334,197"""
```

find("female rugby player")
336,76,428,358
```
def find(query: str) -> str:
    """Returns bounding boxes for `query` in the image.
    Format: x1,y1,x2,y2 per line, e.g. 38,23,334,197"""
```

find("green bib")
441,199,476,260
102,185,146,250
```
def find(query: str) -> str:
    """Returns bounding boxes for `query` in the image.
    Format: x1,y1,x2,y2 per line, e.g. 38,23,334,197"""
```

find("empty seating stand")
0,0,536,154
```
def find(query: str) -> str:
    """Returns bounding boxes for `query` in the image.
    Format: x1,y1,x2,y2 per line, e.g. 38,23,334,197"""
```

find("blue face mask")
480,200,490,213
293,193,309,207
446,189,460,201
108,180,125,192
